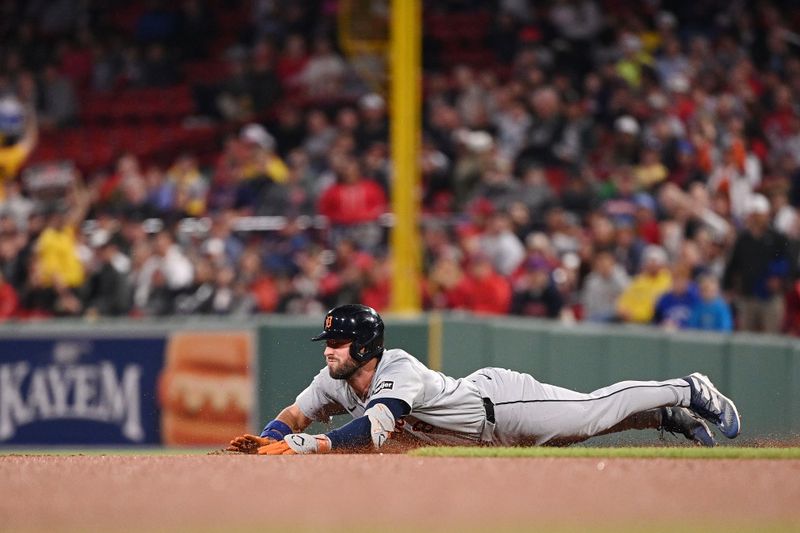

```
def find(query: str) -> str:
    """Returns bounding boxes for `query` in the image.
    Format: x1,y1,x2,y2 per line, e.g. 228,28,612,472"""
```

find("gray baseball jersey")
295,348,692,446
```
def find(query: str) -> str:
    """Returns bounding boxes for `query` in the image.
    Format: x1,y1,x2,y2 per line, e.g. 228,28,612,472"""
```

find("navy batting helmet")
311,304,385,362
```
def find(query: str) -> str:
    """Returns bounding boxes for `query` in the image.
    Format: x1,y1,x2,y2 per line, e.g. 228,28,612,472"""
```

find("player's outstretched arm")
256,398,410,455
227,404,312,453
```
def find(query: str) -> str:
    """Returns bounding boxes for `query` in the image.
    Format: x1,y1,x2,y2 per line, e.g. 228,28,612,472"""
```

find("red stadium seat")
183,61,230,85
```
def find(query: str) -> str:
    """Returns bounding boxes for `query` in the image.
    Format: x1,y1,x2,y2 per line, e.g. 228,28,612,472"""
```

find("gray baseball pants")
469,367,692,446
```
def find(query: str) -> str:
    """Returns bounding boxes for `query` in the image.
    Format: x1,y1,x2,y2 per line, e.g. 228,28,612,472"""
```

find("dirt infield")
2,454,799,532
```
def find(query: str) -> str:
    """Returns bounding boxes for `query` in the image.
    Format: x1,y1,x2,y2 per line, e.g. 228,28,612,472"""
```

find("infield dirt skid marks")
1,454,799,531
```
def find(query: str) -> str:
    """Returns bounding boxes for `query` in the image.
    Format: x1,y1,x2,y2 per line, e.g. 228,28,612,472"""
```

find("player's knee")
365,403,395,449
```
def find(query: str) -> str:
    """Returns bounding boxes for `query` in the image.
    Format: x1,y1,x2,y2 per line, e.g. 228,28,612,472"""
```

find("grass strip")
5,446,800,460
409,446,800,460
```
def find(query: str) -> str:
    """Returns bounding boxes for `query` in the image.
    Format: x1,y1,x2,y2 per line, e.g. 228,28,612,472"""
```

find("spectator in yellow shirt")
165,154,208,216
0,97,37,199
239,123,288,183
616,245,673,323
234,123,290,214
34,178,90,289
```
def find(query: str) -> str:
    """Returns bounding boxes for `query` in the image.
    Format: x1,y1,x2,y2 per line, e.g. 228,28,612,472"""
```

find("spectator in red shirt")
425,255,470,310
362,254,391,312
318,238,374,308
57,36,93,89
238,249,279,313
456,254,512,315
317,154,387,251
0,271,18,320
276,34,309,90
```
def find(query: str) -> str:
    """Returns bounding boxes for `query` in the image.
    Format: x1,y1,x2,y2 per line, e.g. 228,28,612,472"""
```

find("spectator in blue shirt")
688,274,733,332
653,263,698,330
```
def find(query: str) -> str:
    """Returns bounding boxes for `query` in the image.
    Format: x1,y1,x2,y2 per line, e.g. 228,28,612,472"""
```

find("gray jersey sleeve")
368,357,424,410
295,367,347,422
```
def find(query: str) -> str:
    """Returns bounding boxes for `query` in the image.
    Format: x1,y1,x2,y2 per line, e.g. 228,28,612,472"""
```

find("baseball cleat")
659,406,717,447
683,372,741,438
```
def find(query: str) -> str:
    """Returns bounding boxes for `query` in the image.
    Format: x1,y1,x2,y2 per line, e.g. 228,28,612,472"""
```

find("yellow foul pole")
389,0,421,313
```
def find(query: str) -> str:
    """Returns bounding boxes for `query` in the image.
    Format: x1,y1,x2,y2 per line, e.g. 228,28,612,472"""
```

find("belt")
482,397,495,424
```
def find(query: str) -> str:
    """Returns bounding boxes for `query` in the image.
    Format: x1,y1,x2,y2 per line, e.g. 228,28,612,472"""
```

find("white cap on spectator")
526,232,551,251
643,245,668,265
745,193,771,215
562,252,581,270
359,93,385,110
667,74,690,93
89,228,111,248
203,237,225,256
647,92,668,110
240,123,275,150
775,205,797,235
656,11,678,30
0,95,25,136
456,129,493,152
621,34,642,53
615,115,640,135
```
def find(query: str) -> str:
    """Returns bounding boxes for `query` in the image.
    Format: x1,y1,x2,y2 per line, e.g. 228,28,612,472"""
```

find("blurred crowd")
2,0,800,335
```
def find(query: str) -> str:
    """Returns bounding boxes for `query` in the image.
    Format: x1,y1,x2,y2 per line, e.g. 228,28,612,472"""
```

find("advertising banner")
158,331,254,445
0,336,166,445
0,328,255,447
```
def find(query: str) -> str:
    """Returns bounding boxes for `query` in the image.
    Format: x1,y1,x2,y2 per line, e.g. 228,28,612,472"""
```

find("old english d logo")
325,315,333,329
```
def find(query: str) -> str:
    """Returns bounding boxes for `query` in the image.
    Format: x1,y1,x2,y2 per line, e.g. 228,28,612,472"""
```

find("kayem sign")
0,337,165,445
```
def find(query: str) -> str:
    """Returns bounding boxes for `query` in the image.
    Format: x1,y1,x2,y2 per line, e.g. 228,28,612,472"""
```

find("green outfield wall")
0,314,796,446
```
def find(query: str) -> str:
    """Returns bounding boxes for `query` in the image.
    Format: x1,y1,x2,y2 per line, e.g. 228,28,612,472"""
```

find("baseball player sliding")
228,304,740,455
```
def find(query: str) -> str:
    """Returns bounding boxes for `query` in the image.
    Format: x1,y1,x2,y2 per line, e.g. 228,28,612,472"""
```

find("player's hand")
257,433,332,455
227,434,275,454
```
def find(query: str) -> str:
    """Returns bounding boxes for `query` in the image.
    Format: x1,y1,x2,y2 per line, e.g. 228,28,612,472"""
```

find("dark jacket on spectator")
724,228,789,299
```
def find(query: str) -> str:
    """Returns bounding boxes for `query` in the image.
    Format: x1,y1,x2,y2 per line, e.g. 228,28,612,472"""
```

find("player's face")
324,339,360,380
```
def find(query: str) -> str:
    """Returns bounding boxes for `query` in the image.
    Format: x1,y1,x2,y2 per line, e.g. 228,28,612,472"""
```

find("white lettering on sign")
0,361,144,441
